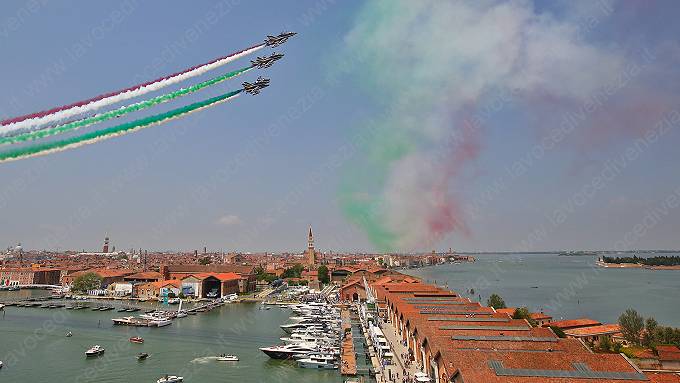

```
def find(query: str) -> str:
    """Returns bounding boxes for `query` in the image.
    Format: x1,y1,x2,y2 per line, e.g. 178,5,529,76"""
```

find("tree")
599,335,613,352
199,256,211,265
72,272,103,293
282,264,304,279
317,265,330,285
643,317,658,347
487,294,506,309
619,308,644,345
512,307,538,327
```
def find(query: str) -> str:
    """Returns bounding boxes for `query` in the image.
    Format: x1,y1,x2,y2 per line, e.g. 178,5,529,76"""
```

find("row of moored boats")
260,301,342,370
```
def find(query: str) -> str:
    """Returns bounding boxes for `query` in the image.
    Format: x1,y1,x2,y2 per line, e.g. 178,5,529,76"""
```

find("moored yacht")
259,343,317,359
297,354,338,369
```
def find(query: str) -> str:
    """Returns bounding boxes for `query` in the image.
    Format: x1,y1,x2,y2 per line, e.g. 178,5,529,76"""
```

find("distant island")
598,255,680,270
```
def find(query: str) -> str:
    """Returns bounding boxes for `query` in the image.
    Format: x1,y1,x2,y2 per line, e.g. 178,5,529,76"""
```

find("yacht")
151,318,172,327
259,343,317,359
156,375,183,383
297,354,338,369
85,345,105,357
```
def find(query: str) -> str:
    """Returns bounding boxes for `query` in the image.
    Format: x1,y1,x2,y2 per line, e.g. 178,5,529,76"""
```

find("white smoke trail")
0,45,263,135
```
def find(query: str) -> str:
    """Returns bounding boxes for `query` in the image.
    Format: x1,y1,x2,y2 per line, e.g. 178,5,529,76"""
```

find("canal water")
0,291,344,383
404,252,680,327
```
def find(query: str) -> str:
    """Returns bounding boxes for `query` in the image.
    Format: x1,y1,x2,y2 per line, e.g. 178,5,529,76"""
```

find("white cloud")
216,214,242,226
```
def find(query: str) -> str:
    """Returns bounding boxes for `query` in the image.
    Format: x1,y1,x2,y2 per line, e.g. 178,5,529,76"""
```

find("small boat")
129,336,144,344
217,354,239,362
85,345,105,357
0,360,3,369
156,375,183,383
66,331,73,337
137,352,149,360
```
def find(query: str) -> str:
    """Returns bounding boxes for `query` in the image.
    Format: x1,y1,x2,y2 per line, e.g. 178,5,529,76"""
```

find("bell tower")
306,225,317,266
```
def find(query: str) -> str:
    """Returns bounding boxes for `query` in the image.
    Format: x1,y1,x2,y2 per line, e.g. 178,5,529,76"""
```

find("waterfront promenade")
377,319,421,383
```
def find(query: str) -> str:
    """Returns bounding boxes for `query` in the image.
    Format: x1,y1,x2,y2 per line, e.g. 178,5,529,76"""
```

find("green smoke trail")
0,66,252,146
0,89,242,163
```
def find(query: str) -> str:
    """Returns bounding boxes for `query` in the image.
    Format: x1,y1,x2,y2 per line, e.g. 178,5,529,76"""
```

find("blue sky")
0,1,679,253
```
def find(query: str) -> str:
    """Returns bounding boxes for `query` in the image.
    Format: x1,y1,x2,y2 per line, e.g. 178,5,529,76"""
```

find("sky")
0,0,679,253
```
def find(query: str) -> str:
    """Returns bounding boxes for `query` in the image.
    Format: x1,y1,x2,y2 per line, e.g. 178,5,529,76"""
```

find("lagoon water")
404,253,680,327
0,293,344,383
2,254,679,382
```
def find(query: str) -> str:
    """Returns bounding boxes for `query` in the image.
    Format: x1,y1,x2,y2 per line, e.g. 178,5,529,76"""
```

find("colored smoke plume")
337,1,677,251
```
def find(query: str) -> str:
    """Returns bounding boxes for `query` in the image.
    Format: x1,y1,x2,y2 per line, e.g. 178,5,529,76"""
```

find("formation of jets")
251,53,284,69
242,77,271,95
265,31,297,47
241,32,296,96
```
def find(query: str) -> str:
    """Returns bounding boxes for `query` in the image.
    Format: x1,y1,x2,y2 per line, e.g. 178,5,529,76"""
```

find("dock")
340,306,357,375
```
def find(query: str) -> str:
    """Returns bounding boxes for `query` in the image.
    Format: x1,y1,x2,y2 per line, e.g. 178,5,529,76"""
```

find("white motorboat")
151,318,172,327
156,375,183,383
85,345,105,357
0,360,3,369
216,354,239,361
297,354,338,369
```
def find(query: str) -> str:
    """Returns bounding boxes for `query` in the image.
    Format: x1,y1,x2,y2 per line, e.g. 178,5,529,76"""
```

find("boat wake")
189,356,219,364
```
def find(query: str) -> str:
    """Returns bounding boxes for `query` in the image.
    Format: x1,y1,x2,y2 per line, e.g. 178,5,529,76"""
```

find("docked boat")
156,375,183,383
129,336,144,344
85,345,105,357
297,354,338,369
137,352,149,360
151,318,172,327
216,354,239,362
259,343,317,360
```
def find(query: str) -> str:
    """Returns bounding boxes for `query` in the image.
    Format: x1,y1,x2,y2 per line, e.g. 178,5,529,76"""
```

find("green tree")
282,264,304,279
199,256,211,265
512,307,538,327
317,265,330,285
72,272,103,293
619,308,644,345
642,317,658,347
487,294,506,309
599,335,613,352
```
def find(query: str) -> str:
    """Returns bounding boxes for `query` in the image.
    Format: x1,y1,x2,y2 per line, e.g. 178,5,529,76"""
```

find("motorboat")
129,336,144,344
137,352,149,361
66,331,72,337
85,345,105,357
151,318,172,327
156,375,183,383
216,354,239,362
297,354,338,369
259,343,318,359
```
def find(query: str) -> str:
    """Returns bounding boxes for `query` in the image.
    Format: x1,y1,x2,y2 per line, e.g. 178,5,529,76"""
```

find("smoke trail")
337,1,676,251
0,66,253,146
0,44,263,134
0,90,242,164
